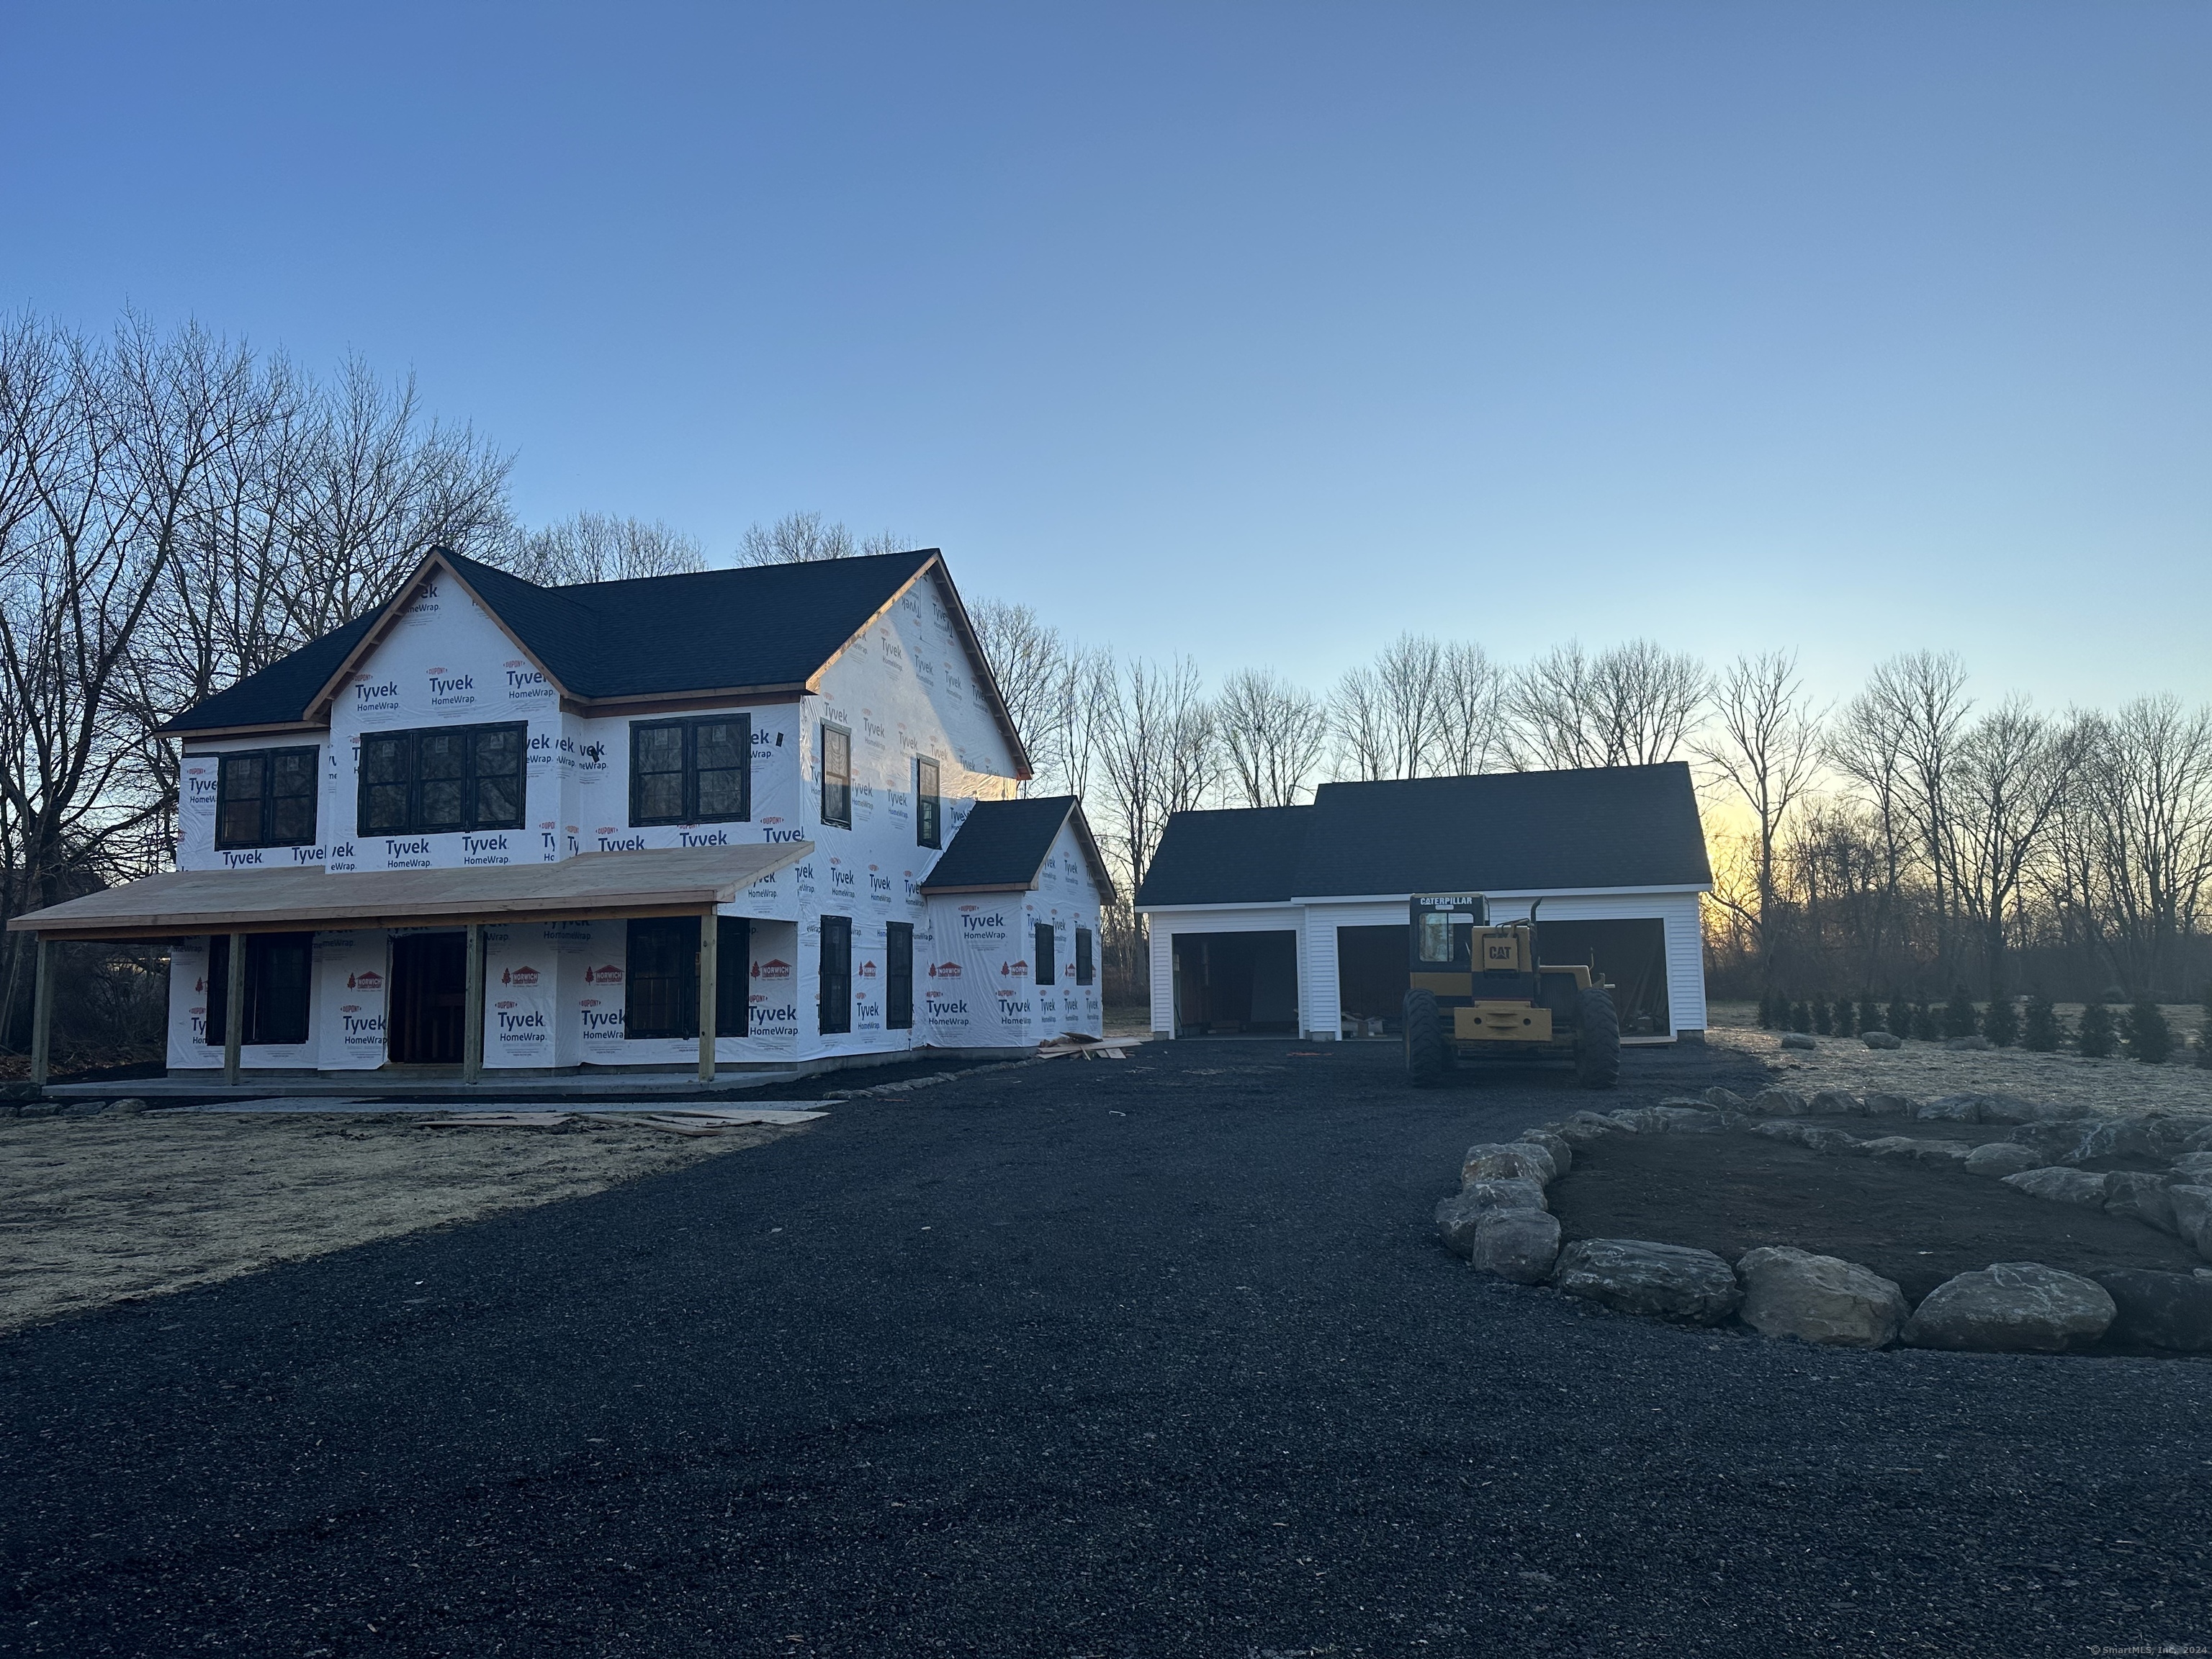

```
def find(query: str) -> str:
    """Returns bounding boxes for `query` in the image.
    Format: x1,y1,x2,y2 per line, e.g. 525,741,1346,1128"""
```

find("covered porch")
7,842,809,1094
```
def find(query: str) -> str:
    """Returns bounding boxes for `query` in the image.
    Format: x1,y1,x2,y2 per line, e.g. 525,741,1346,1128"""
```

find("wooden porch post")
462,923,485,1084
223,930,246,1087
697,907,718,1084
28,935,53,1094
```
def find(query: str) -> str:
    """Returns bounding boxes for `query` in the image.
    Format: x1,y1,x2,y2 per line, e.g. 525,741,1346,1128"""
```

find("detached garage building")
1133,763,1712,1044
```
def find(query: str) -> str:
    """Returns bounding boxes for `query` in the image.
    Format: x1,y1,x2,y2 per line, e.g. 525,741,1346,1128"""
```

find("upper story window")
215,747,319,849
631,716,751,827
915,755,940,849
821,723,852,828
359,722,526,837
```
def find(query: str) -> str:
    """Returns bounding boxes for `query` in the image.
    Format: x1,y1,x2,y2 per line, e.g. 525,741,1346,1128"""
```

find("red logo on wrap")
502,966,540,986
585,964,623,984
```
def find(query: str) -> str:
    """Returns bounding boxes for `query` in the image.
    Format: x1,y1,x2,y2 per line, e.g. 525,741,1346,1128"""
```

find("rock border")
1437,1086,2212,1354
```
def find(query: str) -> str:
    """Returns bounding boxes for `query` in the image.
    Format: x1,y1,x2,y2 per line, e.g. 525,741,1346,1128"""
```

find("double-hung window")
623,916,750,1040
820,724,852,828
215,748,319,849
914,756,940,849
1075,927,1095,987
630,715,751,826
358,723,526,837
1035,922,1056,986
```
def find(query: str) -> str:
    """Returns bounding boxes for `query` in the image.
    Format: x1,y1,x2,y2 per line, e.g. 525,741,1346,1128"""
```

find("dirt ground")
1547,1118,2205,1303
1706,999,2212,1120
0,1112,796,1336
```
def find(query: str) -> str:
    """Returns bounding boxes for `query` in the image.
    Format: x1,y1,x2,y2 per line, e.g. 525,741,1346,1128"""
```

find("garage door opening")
1172,931,1298,1036
1336,925,1408,1038
1534,918,1671,1038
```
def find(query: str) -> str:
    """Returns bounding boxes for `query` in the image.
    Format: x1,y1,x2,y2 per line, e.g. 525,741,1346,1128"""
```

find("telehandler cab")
1400,893,1619,1088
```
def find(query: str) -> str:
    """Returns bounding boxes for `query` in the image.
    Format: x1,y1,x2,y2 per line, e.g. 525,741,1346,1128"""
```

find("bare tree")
1431,641,1509,776
499,512,706,585
1328,664,1393,782
1865,650,1973,975
1507,639,1706,770
1696,650,1822,979
2069,697,2212,995
1949,698,2076,997
1097,655,1214,896
968,598,1066,786
1216,667,1328,806
737,511,917,566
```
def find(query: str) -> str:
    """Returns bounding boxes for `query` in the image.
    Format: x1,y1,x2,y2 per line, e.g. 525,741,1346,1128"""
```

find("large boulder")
1736,1246,1907,1348
1962,1142,2042,1178
1516,1128,1573,1177
2169,1186,2212,1256
1860,1136,1973,1169
1753,1120,1859,1155
1558,1112,1624,1148
2072,1114,2199,1164
2104,1172,2178,1236
1434,1180,1550,1256
1808,1088,1866,1116
1550,1238,1743,1325
1899,1263,2118,1352
2093,1269,2212,1352
1862,1092,1916,1118
1462,1142,1557,1185
1467,1208,1563,1284
1780,1032,1817,1051
1750,1087,1807,1117
2169,1152,2212,1184
2007,1119,2104,1165
1975,1094,2069,1125
1916,1095,1983,1123
1701,1086,1748,1111
2187,1124,2212,1153
1861,1030,1902,1050
2001,1166,2113,1208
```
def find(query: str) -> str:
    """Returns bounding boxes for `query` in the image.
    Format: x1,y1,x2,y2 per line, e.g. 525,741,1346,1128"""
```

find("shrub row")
1753,986,2208,1065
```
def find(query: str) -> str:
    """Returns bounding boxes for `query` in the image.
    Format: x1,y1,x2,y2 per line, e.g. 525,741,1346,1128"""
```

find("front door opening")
1171,930,1298,1036
1336,924,1409,1038
387,932,467,1064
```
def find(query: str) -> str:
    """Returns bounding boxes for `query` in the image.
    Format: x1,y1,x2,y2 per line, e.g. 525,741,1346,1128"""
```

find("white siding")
1297,899,1407,1039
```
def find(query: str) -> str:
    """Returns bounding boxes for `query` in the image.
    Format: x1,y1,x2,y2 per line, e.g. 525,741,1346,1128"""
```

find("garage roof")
919,796,1116,899
1134,763,1711,907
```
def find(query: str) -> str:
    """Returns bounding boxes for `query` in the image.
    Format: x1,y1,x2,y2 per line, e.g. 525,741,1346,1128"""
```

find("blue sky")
5,3,2206,710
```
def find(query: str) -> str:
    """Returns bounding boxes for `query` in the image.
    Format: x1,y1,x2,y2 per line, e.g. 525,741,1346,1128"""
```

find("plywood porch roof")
6,842,814,942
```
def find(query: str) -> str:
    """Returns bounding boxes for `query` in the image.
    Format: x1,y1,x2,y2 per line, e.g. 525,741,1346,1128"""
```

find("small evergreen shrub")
1788,999,1812,1034
2123,999,2173,1065
1812,997,1833,1035
1755,992,1776,1030
1887,996,1913,1038
2076,1000,2117,1059
2021,992,2059,1053
1942,986,1978,1040
1982,995,2019,1048
1858,995,1881,1035
2198,983,2212,1069
1912,1002,1941,1041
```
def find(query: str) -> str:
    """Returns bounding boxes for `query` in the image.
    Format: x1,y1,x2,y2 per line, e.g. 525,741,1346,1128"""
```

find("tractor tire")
1403,988,1450,1087
1574,986,1621,1089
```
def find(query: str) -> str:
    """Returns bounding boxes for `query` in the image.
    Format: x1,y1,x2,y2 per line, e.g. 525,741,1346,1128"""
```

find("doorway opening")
1534,918,1672,1037
1172,931,1298,1036
387,932,467,1064
1335,924,1409,1038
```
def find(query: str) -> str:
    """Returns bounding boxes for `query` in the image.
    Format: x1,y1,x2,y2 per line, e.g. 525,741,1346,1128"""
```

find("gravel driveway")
4,1038,2208,1657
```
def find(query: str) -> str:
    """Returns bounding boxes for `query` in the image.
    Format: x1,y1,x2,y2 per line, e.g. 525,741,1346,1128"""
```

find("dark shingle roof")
920,796,1115,899
161,547,953,734
1135,765,1711,907
1131,805,1312,909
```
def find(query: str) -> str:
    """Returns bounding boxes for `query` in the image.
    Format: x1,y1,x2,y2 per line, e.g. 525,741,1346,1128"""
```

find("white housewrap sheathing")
145,552,1107,1074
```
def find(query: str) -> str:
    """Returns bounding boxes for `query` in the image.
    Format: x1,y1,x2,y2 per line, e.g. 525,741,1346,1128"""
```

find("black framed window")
821,723,852,828
215,748,319,849
630,715,751,827
624,916,750,1040
819,914,852,1033
202,932,313,1047
886,921,914,1030
1075,927,1094,987
357,723,526,837
915,756,940,849
1035,921,1056,986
